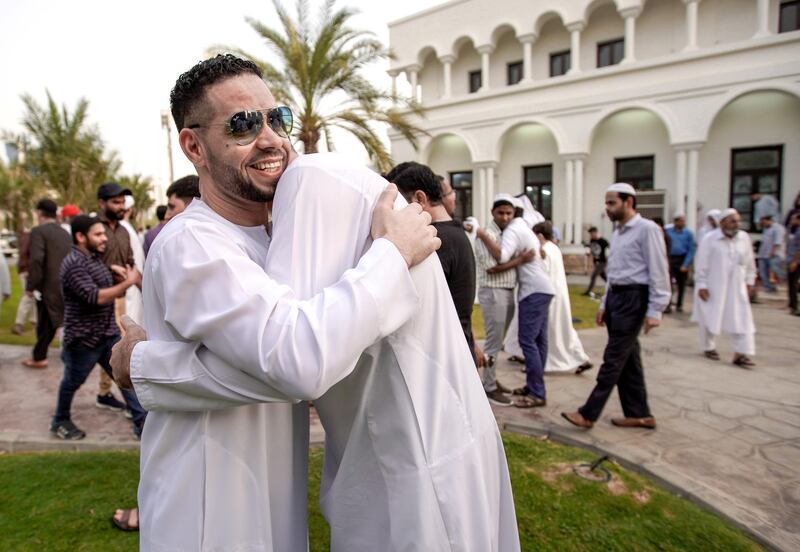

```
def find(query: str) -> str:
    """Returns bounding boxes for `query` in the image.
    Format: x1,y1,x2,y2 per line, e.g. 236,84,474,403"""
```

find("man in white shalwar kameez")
692,208,757,367
119,195,145,324
534,222,592,374
111,55,439,552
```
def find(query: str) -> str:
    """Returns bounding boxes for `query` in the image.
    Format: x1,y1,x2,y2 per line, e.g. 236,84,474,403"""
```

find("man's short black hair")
384,162,414,184
170,54,263,130
166,175,201,203
588,226,598,233
71,214,101,244
534,221,553,241
35,198,58,217
618,192,637,209
156,205,168,221
387,162,442,204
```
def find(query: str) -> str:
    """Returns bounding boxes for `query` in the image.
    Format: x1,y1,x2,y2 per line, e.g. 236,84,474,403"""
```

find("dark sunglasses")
188,106,293,145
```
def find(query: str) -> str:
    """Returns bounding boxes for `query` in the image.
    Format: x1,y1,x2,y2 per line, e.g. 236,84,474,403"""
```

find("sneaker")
486,389,512,406
495,380,512,394
96,393,126,412
50,420,86,440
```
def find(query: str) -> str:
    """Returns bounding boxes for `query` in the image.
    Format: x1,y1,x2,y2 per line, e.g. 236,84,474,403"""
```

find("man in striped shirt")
473,194,533,406
50,215,146,440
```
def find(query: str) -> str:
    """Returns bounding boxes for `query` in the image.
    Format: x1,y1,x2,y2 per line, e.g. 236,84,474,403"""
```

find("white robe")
542,241,589,372
132,192,419,550
691,229,756,336
133,154,519,551
119,219,145,324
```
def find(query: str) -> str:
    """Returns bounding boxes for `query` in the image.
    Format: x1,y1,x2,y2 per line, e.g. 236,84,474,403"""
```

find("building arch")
583,0,625,22
586,102,676,149
489,23,521,46
415,45,439,66
494,118,567,159
533,9,568,34
450,34,480,58
421,131,479,166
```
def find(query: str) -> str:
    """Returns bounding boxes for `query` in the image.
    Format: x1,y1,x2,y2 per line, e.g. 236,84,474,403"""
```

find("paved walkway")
1,293,797,550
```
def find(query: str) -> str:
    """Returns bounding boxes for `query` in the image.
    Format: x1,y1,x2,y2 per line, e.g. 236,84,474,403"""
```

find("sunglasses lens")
228,111,263,145
268,106,293,137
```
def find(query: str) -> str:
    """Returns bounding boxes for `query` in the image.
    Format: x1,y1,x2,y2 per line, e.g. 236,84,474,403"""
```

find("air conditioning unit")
637,190,667,221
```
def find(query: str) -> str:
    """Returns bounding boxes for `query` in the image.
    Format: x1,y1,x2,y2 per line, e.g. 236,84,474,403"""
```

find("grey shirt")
601,213,671,320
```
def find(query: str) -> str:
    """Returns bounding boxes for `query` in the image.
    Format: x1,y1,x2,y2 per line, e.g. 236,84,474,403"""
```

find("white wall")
699,90,800,219
419,53,443,103
427,134,474,176
697,0,758,48
585,109,673,234
451,40,481,97
581,2,624,71
489,29,523,90
531,16,570,80
636,0,685,59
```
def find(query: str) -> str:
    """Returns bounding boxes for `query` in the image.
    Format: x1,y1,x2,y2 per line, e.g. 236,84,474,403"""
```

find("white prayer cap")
492,193,515,207
719,208,738,221
707,209,721,223
607,182,636,196
509,196,524,209
673,211,686,220
124,195,135,209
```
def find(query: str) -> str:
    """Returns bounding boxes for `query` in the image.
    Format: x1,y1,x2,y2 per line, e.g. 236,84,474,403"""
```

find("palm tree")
20,91,120,211
211,0,425,172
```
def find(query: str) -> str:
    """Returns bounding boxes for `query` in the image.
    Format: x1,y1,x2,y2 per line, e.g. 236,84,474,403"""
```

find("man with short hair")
476,197,555,409
110,54,440,550
143,205,167,257
756,214,786,293
390,162,477,360
50,215,146,440
665,212,695,313
436,173,457,219
583,226,609,296
22,199,71,369
752,192,780,228
692,209,758,366
562,183,670,430
473,194,532,405
164,174,201,222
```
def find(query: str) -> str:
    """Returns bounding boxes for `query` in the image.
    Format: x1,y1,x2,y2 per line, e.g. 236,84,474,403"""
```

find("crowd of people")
0,52,797,550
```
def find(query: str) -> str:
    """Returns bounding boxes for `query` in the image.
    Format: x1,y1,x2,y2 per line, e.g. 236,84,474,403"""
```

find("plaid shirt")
474,221,517,289
60,246,119,348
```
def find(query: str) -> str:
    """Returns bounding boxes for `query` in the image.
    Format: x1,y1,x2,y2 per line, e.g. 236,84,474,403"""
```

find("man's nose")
253,120,285,148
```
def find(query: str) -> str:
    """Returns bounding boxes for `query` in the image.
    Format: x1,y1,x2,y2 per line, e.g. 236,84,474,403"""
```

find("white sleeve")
499,224,521,264
0,254,10,296
742,234,757,286
131,226,419,406
694,235,710,290
645,224,672,320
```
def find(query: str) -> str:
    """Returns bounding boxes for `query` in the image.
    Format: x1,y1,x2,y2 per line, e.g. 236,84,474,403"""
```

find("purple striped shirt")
60,246,119,348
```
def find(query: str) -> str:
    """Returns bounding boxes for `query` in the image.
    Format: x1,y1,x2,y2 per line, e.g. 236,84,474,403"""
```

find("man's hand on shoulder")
371,183,441,267
111,315,147,390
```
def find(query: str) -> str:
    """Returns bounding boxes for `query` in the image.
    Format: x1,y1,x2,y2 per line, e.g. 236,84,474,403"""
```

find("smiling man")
121,55,439,551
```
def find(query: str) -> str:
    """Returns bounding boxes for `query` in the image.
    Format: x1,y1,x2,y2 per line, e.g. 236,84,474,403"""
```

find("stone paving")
0,292,797,550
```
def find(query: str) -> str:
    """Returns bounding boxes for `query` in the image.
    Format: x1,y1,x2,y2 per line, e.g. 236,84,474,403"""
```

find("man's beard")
722,228,737,237
104,207,121,221
208,149,275,203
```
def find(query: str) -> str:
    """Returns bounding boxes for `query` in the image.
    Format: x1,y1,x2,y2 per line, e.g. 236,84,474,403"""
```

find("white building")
387,0,800,260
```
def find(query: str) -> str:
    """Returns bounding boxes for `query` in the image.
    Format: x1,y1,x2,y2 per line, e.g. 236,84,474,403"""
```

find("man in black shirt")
51,215,145,440
387,162,477,361
584,227,609,296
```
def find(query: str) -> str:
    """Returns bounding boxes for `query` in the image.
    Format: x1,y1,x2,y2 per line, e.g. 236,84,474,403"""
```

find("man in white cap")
472,193,533,405
120,194,146,324
665,212,695,313
691,208,757,367
562,183,670,429
476,196,554,408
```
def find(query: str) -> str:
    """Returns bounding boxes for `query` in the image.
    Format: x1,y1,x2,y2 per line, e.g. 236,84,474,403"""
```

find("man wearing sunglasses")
109,55,439,550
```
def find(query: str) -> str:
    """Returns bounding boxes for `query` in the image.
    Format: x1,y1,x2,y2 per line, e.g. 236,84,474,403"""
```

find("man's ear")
413,190,428,206
179,128,207,170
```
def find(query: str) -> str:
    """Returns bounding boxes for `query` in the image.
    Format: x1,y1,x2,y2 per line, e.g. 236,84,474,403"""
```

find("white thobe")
541,241,589,372
132,192,419,551
691,229,756,349
133,154,520,551
120,219,145,324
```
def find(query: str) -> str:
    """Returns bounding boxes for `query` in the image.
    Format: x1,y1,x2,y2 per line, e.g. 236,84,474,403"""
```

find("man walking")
583,226,609,296
665,212,695,313
473,194,531,405
51,215,146,439
787,212,800,316
562,183,670,429
692,209,758,366
22,199,71,369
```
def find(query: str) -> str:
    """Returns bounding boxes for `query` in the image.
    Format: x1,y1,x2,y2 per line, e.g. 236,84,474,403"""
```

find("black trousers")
669,255,688,309
586,261,607,293
579,285,652,421
33,301,59,361
789,264,800,312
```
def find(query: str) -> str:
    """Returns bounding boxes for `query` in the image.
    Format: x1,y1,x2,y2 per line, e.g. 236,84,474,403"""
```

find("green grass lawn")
0,264,47,347
0,434,759,551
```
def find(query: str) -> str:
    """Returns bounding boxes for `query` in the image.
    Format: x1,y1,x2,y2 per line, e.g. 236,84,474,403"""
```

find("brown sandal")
511,386,530,396
514,395,546,408
111,508,139,532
